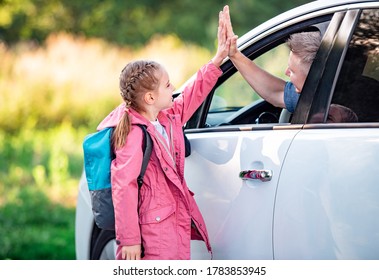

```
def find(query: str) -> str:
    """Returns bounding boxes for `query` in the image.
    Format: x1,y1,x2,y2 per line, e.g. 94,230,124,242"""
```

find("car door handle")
239,169,273,182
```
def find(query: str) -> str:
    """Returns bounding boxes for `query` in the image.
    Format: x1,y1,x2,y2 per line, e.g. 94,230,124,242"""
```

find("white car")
76,0,379,259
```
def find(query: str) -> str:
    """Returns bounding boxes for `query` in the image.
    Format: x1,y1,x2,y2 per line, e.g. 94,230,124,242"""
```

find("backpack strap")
135,124,152,258
136,124,153,189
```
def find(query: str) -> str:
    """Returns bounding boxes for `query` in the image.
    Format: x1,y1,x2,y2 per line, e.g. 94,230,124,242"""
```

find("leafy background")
0,0,309,259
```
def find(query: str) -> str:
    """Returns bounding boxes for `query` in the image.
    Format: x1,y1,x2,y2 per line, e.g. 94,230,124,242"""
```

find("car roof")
237,0,379,48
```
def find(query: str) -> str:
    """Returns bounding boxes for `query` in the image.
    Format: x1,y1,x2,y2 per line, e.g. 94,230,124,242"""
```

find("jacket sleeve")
111,128,144,247
168,61,222,125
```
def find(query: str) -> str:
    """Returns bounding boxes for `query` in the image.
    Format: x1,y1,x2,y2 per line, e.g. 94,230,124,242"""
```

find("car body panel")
75,174,92,260
274,128,379,259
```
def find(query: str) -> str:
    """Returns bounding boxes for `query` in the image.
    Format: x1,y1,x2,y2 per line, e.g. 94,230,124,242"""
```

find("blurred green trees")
0,0,310,48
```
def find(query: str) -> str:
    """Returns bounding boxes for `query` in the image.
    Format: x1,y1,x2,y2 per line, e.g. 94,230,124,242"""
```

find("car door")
273,7,379,259
186,127,300,259
183,10,334,260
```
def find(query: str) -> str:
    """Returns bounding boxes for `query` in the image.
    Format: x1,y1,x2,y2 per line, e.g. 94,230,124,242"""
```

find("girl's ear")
143,92,155,105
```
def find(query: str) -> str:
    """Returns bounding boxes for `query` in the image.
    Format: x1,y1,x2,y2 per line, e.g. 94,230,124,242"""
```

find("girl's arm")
228,38,286,108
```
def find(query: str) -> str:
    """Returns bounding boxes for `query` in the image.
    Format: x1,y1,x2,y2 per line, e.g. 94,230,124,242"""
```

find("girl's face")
153,68,176,111
285,52,308,93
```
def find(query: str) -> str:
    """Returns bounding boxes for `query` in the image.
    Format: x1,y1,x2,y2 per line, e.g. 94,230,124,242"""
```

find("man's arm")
229,47,286,108
223,5,286,108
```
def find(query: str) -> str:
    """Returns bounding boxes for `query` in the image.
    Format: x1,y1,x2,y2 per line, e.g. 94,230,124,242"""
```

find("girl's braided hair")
113,60,162,149
119,60,161,109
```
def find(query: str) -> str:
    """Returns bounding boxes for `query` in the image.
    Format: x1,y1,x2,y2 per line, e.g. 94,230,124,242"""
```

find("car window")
331,9,379,123
206,44,289,127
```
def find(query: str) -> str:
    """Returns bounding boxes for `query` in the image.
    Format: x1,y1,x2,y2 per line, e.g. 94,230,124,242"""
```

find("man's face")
285,51,309,93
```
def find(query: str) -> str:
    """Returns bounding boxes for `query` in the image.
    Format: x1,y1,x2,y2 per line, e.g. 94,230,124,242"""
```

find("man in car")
223,6,321,113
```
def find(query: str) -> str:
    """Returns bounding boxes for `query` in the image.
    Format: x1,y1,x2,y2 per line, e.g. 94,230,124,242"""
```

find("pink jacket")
97,61,222,260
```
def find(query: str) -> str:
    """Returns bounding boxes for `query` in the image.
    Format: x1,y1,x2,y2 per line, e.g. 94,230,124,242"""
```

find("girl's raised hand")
211,6,231,67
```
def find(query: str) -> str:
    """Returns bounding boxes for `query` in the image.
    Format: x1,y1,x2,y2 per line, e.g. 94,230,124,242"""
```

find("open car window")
206,44,289,127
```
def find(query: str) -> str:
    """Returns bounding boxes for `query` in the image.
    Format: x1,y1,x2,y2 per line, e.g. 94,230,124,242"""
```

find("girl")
97,6,230,260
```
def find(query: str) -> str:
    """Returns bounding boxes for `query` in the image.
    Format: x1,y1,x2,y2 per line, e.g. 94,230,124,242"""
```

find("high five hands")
212,5,240,67
220,5,239,57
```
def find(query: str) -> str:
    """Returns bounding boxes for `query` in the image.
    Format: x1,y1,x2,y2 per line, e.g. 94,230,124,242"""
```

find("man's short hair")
287,31,322,66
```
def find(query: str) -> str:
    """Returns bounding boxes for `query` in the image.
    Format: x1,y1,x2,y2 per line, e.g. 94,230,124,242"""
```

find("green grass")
0,124,85,260
0,188,75,260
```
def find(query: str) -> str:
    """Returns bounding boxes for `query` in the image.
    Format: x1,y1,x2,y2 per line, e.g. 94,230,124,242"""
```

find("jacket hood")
97,103,125,130
97,103,149,131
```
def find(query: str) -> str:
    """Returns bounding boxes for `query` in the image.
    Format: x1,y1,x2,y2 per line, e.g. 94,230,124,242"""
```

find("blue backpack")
83,124,152,230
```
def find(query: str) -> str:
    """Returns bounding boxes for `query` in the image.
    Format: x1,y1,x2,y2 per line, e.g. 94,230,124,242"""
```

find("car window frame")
292,9,362,125
297,7,379,129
